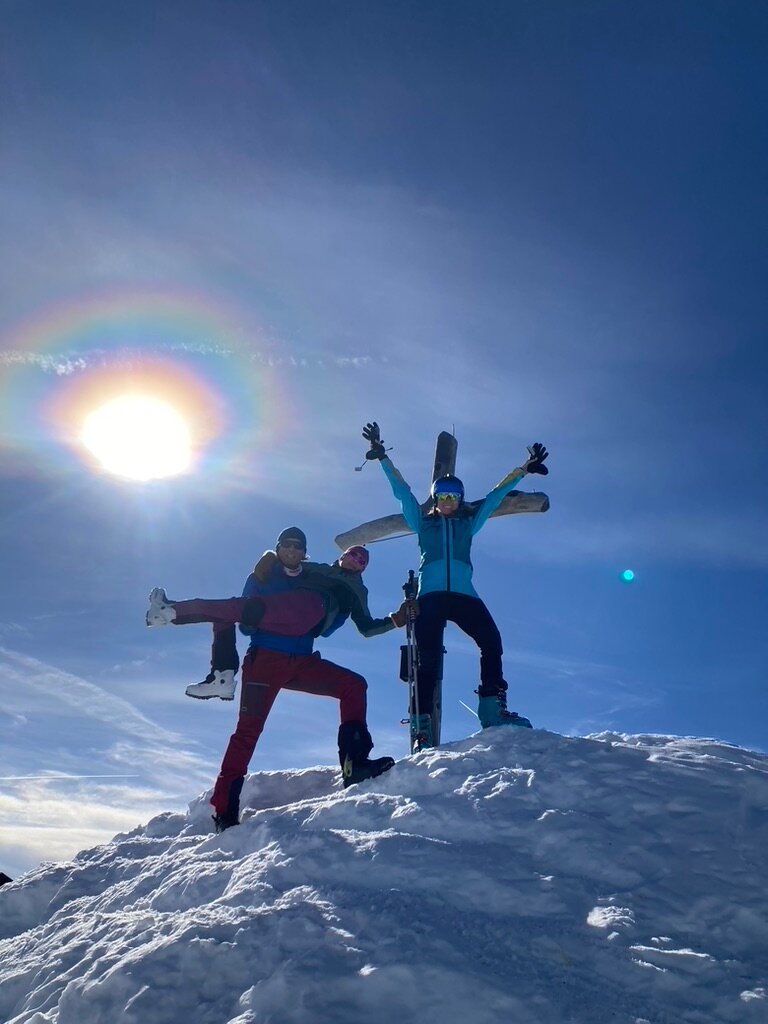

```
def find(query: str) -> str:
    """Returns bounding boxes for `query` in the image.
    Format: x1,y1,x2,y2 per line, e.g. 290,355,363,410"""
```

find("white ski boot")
185,669,237,701
146,587,176,627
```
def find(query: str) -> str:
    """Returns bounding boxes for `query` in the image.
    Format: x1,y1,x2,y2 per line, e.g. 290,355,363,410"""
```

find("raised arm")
362,421,422,532
471,442,549,534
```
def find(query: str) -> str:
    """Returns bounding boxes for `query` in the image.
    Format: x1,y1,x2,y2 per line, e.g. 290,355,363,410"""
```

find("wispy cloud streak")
0,647,214,877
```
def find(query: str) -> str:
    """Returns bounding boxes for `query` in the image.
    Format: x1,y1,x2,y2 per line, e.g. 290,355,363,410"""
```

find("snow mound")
2,730,767,1024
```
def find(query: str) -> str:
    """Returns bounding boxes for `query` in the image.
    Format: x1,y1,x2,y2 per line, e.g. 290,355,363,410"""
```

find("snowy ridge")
1,729,767,1024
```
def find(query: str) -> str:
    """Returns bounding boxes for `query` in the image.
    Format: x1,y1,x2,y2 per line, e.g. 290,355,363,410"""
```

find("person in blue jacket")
362,422,548,747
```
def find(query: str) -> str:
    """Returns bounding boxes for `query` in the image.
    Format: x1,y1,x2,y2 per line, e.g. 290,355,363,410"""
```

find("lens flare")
81,395,191,481
621,569,635,582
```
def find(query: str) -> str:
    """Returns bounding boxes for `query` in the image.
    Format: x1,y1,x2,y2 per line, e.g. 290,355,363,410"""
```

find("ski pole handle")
402,569,417,600
402,570,418,636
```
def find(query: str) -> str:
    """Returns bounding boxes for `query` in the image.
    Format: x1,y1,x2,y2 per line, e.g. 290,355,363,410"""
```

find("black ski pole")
402,570,421,752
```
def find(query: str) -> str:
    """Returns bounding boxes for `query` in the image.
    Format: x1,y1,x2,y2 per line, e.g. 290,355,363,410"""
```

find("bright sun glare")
81,395,192,481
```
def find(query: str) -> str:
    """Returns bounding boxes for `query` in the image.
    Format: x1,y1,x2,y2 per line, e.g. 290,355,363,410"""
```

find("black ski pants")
414,591,506,715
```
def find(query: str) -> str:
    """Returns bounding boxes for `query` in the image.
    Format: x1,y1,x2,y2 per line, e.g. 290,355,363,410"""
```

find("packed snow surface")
1,729,767,1024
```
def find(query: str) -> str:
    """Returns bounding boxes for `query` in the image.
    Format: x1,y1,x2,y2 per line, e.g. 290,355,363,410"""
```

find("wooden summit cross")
334,430,549,550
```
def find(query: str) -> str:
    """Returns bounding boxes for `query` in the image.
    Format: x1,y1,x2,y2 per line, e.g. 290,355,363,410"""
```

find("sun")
81,395,192,481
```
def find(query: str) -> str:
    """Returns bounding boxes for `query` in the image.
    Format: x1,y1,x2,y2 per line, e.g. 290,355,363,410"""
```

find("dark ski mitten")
362,421,386,460
525,442,549,475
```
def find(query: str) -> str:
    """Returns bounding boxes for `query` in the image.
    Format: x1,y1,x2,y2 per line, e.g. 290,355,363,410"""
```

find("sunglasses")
279,540,306,550
342,551,368,568
435,492,461,503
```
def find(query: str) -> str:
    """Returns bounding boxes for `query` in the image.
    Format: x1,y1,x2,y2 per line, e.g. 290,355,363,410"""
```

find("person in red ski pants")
149,528,400,832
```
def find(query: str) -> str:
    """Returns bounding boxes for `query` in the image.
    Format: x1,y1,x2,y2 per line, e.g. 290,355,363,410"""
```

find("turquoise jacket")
380,457,527,598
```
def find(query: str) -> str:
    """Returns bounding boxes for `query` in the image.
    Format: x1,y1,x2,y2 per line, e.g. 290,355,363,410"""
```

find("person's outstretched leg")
147,590,326,634
146,587,329,701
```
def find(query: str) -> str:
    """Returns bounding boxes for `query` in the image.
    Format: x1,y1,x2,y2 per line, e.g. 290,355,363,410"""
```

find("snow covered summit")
1,729,766,1024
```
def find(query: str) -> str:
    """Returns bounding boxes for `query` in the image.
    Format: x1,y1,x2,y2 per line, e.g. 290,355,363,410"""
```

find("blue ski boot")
477,693,532,730
409,713,434,751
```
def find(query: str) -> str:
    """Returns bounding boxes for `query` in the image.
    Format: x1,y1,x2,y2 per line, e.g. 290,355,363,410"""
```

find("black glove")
362,421,386,460
525,442,549,475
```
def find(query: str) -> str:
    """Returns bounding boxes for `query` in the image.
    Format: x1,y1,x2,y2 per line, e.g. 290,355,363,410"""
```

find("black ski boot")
212,777,243,832
212,810,240,834
338,721,395,789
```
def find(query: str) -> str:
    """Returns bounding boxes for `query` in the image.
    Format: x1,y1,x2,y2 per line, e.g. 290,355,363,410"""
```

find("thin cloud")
0,646,212,801
0,650,215,876
0,646,191,746
0,344,382,375
0,351,88,375
0,777,195,877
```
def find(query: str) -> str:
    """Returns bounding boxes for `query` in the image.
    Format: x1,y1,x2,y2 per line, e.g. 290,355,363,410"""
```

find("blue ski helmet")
430,474,464,501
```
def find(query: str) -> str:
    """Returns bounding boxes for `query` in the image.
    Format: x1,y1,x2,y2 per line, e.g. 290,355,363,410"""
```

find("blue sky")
1,0,766,877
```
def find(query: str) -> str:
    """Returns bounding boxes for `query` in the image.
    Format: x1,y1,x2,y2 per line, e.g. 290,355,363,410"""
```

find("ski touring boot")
212,779,243,833
339,721,395,789
341,754,396,788
212,809,240,834
146,587,176,627
409,713,434,752
186,669,237,701
477,691,532,730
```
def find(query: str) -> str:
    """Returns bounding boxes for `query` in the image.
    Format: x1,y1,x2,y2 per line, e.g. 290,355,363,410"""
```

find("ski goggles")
435,492,462,503
341,546,369,569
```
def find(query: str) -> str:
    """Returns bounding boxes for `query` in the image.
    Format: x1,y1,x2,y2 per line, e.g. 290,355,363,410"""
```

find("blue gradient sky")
1,1,766,877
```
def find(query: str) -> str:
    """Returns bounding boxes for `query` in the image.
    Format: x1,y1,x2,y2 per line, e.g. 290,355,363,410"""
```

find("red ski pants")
210,647,367,814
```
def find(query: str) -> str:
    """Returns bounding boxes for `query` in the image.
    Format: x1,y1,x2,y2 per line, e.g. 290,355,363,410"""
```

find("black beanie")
276,526,307,549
